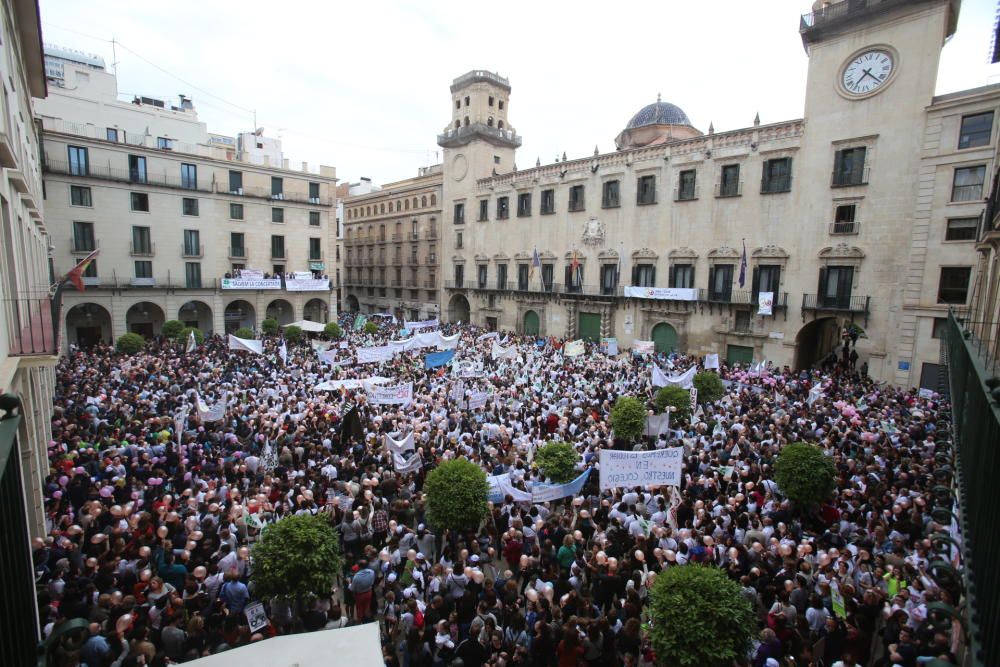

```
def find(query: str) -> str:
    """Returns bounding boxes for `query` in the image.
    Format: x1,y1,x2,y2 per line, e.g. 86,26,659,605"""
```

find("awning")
185,622,383,667
283,320,327,333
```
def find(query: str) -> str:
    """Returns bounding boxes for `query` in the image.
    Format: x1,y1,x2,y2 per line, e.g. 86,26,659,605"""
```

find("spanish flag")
64,249,100,292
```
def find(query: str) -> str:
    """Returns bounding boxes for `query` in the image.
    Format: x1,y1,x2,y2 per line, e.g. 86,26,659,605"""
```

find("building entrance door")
726,344,754,365
578,312,601,342
651,323,678,353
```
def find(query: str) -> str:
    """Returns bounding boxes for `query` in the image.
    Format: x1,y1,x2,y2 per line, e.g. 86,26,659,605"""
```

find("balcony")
674,185,699,202
829,221,860,235
425,256,437,266
69,237,99,254
831,167,869,188
271,251,287,261
427,227,439,240
424,280,437,288
129,242,155,257
4,297,57,356
221,184,334,207
409,231,420,241
405,280,418,288
391,233,403,242
800,0,935,45
44,158,213,193
130,277,156,287
229,247,246,259
802,293,870,321
761,175,792,194
182,244,204,258
715,181,743,198
437,123,522,149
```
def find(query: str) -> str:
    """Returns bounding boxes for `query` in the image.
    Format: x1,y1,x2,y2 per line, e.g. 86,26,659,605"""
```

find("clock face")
841,50,894,96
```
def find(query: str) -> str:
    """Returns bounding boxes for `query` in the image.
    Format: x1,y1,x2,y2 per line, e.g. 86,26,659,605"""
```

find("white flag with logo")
704,353,720,370
186,330,197,353
279,341,288,364
758,291,774,316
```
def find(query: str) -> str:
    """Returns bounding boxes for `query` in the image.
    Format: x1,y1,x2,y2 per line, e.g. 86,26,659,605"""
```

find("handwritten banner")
599,448,684,489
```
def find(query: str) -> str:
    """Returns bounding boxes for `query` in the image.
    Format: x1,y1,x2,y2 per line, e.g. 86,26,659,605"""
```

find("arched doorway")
448,294,470,324
65,303,112,348
303,298,329,323
651,322,678,353
265,299,294,325
178,300,212,333
345,294,360,312
224,300,256,334
523,310,540,336
125,302,165,338
794,317,840,370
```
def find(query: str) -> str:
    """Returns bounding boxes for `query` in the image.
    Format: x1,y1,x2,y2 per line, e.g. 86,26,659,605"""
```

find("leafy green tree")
654,386,692,422
115,332,146,354
324,322,343,339
260,318,279,335
610,396,646,442
694,371,725,404
648,565,755,667
534,441,578,484
179,327,205,346
234,327,255,339
773,442,837,509
363,321,379,335
284,325,303,343
424,458,488,532
249,513,343,603
161,319,185,340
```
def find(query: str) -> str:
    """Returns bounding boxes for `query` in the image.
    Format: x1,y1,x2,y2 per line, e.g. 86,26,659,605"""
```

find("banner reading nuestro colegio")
599,448,684,490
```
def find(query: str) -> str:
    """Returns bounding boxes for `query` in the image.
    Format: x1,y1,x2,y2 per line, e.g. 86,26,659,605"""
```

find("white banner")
466,391,490,409
807,383,824,406
285,278,330,292
393,451,422,473
531,469,591,503
311,340,333,353
369,382,413,406
632,340,655,355
758,291,774,316
623,286,698,301
318,349,352,366
477,331,499,342
389,337,421,353
487,473,532,503
436,332,460,350
564,340,585,357
689,388,698,413
356,345,395,364
228,334,264,354
492,340,517,360
704,353,720,370
384,431,415,455
196,392,227,422
222,278,281,290
405,318,439,330
453,359,483,378
240,269,264,279
599,448,684,489
313,376,390,391
652,365,695,389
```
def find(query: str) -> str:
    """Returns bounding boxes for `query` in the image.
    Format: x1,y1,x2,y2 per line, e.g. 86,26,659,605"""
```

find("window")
131,226,152,255
931,317,948,340
818,266,854,308
951,166,986,202
309,237,322,261
540,189,555,214
637,175,656,204
633,263,655,287
600,264,618,295
497,264,508,290
182,198,199,216
73,221,95,252
478,199,489,221
271,177,284,198
180,163,197,190
70,185,92,207
734,310,752,333
945,216,979,241
753,264,782,301
832,147,867,186
602,180,620,208
229,170,243,193
271,235,286,259
454,264,465,287
128,155,147,183
488,95,494,107
83,259,97,278
185,262,202,288
517,192,531,216
677,170,697,200
719,164,740,197
274,264,285,276
453,202,465,224
568,185,585,211
456,231,463,249
455,99,460,110
309,211,321,226
230,232,245,258
669,263,694,289
106,128,119,142
134,260,153,278
833,204,858,233
68,145,88,175
130,192,149,212
937,267,971,304
309,182,320,202
958,112,993,149
477,264,488,288
272,207,284,223
761,158,792,193
183,229,200,256
230,203,244,220
464,96,470,106
518,264,529,291
496,196,509,219
708,264,733,301
542,264,554,292
499,100,504,110
564,262,583,292
157,137,173,150
494,155,501,164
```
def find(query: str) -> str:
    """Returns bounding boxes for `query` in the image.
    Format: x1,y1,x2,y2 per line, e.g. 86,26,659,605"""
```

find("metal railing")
223,184,333,207
45,158,213,193
829,221,861,235
802,293,870,313
182,243,204,258
3,297,57,356
129,241,155,257
800,0,922,33
69,237,98,254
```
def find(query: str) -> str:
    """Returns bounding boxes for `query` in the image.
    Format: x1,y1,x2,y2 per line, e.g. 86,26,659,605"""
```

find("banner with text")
405,318,439,330
758,291,774,316
285,278,331,292
228,335,264,354
369,382,414,406
632,340,655,355
564,339,586,357
623,286,698,301
531,469,591,503
599,448,684,489
222,278,281,290
356,345,395,364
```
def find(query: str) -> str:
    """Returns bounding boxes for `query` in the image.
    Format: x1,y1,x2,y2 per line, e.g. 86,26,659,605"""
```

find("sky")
38,0,1000,186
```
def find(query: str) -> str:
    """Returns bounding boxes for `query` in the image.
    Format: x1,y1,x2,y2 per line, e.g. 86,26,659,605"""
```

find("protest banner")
652,365,695,389
404,318,438,330
531,469,591,503
564,340,585,357
228,335,264,355
622,286,698,301
704,353,720,369
356,345,395,364
758,291,774,315
425,349,456,369
466,391,490,410
487,473,532,503
368,382,413,406
632,340,654,355
599,448,684,489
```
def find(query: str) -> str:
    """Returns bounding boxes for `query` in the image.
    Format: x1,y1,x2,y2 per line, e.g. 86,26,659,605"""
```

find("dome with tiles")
626,95,691,129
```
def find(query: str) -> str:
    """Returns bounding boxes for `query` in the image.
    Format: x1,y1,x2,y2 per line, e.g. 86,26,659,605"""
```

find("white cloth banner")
196,392,227,422
384,432,415,455
758,291,774,316
240,269,264,279
645,413,671,438
436,332,460,350
467,391,490,409
228,335,264,354
704,353,720,370
487,473,533,503
393,451,422,473
632,340,655,355
313,377,390,391
285,278,330,292
453,360,483,378
221,278,281,290
492,340,517,360
599,448,684,489
477,331,499,342
318,349,352,365
623,286,698,301
405,318,439,330
369,382,414,406
389,337,421,353
564,340,585,357
311,340,332,353
279,341,288,364
356,345,395,364
652,364,695,389
807,383,824,406
186,330,197,353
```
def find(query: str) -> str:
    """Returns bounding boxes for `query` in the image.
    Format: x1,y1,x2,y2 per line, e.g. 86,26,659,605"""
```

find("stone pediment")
631,247,659,260
538,250,557,261
474,253,490,262
564,250,588,260
752,244,789,259
818,243,865,260
493,252,509,262
452,255,466,263
514,252,531,261
708,245,740,259
598,249,619,260
668,246,699,259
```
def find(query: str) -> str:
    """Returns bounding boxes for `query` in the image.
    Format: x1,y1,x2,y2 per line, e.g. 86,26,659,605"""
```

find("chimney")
301,161,308,173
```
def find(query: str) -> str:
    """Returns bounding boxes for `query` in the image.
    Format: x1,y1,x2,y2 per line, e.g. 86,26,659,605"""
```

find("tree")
694,371,725,404
424,458,488,532
260,318,279,335
654,386,692,423
179,327,205,346
534,441,578,484
648,565,755,667
284,325,303,343
116,333,146,354
363,321,379,336
610,396,646,442
773,442,837,509
234,327,255,339
161,319,185,340
249,513,343,603
324,322,343,339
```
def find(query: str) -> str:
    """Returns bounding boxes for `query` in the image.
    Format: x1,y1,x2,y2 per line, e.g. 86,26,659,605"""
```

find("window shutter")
668,265,676,288
565,265,572,287
751,267,760,298
773,266,781,295
761,161,770,191
853,148,866,184
689,266,695,290
649,266,656,287
632,265,639,286
833,150,843,183
817,267,827,303
708,266,716,296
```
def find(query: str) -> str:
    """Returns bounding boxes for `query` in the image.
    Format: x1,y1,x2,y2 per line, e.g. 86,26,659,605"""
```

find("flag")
64,249,100,292
530,248,542,283
616,250,622,286
570,248,581,288
339,404,364,448
186,330,197,354
279,340,288,364
738,240,748,288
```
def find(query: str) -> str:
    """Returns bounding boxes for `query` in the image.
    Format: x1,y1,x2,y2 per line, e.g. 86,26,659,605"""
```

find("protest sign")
599,448,684,489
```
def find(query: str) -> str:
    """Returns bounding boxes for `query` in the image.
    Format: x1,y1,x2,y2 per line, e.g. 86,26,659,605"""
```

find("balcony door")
819,266,853,309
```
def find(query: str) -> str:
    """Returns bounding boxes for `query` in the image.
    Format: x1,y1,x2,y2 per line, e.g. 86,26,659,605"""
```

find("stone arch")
266,298,295,325
523,309,540,336
794,316,840,371
177,300,213,333
651,322,678,353
448,293,471,324
125,301,165,338
303,298,329,323
345,294,360,312
65,302,112,348
224,300,256,334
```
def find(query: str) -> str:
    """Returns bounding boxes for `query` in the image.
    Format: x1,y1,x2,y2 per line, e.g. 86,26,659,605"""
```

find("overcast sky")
39,0,999,185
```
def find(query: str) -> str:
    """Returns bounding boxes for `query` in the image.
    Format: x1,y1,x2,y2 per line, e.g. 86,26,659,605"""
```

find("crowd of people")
37,313,963,667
